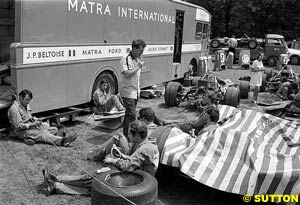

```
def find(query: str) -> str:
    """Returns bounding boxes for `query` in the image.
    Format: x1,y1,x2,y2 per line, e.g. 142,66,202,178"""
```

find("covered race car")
157,104,300,198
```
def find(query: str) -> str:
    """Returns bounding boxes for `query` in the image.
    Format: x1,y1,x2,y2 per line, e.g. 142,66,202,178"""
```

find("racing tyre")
267,57,277,66
290,55,300,65
248,39,258,49
260,74,267,92
264,67,273,81
224,86,240,107
91,170,158,205
239,81,249,99
211,39,220,48
164,82,182,107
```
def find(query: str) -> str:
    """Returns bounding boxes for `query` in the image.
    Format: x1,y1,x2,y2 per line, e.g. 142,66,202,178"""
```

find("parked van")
235,34,288,66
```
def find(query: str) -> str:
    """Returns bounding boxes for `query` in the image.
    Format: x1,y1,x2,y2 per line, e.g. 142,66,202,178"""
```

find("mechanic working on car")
276,71,299,100
42,120,159,196
93,79,125,115
8,89,77,147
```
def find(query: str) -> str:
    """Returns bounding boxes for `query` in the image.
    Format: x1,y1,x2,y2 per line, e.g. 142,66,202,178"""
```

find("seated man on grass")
93,79,125,115
43,120,159,196
8,89,77,146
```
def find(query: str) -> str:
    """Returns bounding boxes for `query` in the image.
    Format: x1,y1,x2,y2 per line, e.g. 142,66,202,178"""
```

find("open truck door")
172,10,184,79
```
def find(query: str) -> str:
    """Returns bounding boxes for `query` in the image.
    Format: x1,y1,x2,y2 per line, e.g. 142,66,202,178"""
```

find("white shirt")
119,52,142,99
228,37,237,48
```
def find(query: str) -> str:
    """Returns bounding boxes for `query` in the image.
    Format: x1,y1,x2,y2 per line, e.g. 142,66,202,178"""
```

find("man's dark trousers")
122,97,137,138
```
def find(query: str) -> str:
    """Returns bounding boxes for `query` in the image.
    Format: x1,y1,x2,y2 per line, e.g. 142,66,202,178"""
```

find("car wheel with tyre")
224,86,240,107
260,74,267,92
211,39,220,48
164,82,183,107
264,67,273,81
267,57,277,66
248,39,258,49
239,81,250,99
290,55,300,65
91,170,158,205
92,72,117,97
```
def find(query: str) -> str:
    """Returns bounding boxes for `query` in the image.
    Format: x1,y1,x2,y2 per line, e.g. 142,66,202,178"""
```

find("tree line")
186,0,300,41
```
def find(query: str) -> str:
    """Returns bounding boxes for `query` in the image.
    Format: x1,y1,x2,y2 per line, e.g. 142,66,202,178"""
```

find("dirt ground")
1,66,299,205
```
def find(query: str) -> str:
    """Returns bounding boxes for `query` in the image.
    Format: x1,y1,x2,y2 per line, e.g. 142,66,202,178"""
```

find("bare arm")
121,57,144,78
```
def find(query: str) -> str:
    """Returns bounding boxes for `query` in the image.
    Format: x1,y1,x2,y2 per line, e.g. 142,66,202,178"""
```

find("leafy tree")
185,0,300,40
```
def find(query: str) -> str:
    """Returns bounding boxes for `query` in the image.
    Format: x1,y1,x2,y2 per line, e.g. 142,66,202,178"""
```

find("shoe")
42,168,55,196
61,133,77,147
23,138,35,146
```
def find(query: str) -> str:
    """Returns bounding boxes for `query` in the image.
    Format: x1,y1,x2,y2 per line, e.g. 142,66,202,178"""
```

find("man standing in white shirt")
228,34,237,60
120,39,146,138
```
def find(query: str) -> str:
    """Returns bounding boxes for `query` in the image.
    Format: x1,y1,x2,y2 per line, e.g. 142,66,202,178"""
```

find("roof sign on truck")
68,0,175,24
196,8,210,22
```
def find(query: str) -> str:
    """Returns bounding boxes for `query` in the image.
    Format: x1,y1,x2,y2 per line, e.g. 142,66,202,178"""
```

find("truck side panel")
67,61,104,106
68,0,104,42
104,0,131,43
21,0,67,42
21,65,68,112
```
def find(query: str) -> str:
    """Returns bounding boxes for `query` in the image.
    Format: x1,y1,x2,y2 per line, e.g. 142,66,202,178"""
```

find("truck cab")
235,34,288,66
261,34,288,66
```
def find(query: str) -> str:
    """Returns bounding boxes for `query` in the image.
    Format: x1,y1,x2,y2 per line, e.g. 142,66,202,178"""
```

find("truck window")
203,24,209,39
195,22,203,40
267,38,283,46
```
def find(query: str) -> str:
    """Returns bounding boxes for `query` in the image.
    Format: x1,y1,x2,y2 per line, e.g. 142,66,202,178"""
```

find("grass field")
1,65,299,205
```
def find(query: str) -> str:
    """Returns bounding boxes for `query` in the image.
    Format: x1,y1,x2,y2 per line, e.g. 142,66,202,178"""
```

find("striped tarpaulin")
160,105,300,196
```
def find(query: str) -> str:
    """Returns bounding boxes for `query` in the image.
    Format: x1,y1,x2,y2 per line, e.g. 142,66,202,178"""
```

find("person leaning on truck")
120,39,146,138
92,79,125,115
249,52,265,104
7,89,77,146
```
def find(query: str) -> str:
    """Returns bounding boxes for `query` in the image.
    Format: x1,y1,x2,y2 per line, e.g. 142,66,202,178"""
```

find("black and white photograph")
1,0,300,204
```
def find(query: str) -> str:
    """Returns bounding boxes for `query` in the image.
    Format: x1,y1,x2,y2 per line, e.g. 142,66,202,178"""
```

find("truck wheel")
248,39,258,49
92,72,117,97
239,81,249,99
164,82,183,107
260,74,267,92
211,39,220,48
264,67,273,81
290,55,300,65
267,57,277,66
91,170,158,205
224,87,240,107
